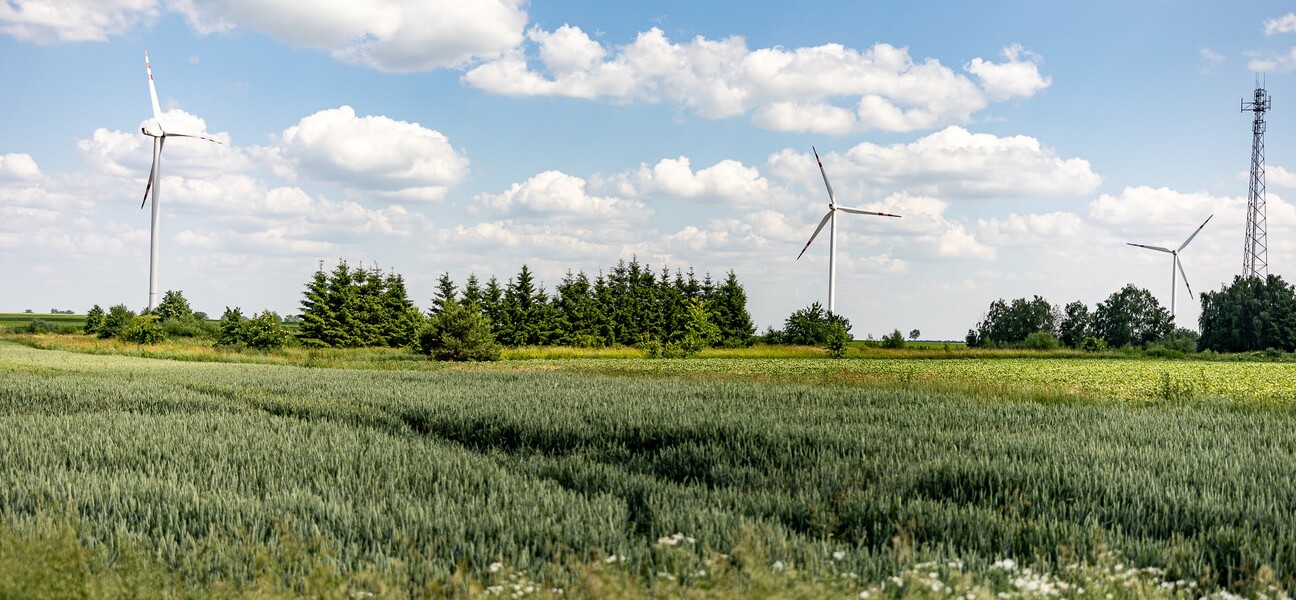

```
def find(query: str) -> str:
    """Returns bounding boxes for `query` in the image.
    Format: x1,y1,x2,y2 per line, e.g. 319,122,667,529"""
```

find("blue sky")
3,1,1296,339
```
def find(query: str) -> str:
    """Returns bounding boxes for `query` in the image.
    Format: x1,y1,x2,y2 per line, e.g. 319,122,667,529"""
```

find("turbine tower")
796,147,901,315
1242,82,1270,279
139,51,219,310
1126,214,1213,320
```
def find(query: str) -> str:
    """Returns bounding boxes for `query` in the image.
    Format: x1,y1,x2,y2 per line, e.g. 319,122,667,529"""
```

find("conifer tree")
430,272,458,315
709,270,757,347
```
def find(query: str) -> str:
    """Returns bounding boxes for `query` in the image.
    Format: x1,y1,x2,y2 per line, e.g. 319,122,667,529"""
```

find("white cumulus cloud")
168,0,527,71
465,26,1050,134
965,44,1052,102
1265,13,1296,35
0,153,41,180
477,170,650,222
266,105,469,201
767,127,1100,200
0,0,157,43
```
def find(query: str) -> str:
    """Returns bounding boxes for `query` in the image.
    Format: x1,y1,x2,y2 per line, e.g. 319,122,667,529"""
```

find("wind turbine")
1126,214,1213,319
796,146,901,315
139,51,220,311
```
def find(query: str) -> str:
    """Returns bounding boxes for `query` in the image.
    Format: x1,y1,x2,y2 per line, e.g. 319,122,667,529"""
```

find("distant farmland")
0,312,85,328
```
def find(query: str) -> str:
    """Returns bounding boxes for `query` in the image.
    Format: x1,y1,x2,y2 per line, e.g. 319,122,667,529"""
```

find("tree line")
967,275,1296,353
298,258,757,356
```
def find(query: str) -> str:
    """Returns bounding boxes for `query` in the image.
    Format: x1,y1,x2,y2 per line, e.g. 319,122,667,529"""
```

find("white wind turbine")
796,146,901,315
139,51,220,311
1125,214,1213,320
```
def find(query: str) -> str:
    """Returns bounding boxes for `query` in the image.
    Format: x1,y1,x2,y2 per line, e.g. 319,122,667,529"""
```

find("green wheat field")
2,338,1295,598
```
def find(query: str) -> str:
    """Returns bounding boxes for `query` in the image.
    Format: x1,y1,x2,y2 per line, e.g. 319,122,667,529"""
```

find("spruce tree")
430,272,458,315
709,270,757,347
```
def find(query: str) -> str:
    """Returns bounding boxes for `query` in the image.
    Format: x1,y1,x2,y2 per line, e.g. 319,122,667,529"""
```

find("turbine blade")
836,205,902,218
1126,242,1173,254
1177,213,1214,252
141,139,162,209
796,211,833,260
145,51,165,131
140,158,154,209
166,132,223,145
812,146,835,205
1177,256,1194,299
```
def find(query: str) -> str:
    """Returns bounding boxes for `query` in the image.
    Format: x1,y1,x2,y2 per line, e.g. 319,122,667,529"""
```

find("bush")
775,302,851,346
641,340,695,359
160,317,219,339
14,319,54,334
880,329,906,350
1021,331,1061,350
1150,328,1199,354
216,308,289,350
242,312,291,350
1080,336,1107,352
84,305,105,335
825,322,851,358
119,315,164,344
98,305,136,339
417,300,500,362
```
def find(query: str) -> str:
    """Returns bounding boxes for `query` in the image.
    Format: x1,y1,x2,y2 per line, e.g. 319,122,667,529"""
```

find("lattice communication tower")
1242,84,1270,278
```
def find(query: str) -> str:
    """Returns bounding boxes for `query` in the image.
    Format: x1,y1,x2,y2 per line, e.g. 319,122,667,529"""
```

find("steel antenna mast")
1242,81,1270,279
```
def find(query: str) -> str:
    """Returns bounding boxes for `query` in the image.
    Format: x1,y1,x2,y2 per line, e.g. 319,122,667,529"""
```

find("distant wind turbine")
1126,214,1213,319
139,51,220,311
796,146,901,315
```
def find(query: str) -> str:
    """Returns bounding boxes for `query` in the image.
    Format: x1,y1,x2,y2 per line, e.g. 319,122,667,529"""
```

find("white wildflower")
992,558,1016,571
488,562,503,573
833,550,846,561
772,560,786,572
859,591,871,599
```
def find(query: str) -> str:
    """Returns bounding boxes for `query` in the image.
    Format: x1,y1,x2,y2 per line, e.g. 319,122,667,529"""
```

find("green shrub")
98,305,135,339
417,300,499,361
1021,331,1061,350
216,308,289,350
83,305,105,335
160,316,219,339
1080,335,1107,352
243,312,291,350
880,328,906,350
825,322,851,358
119,315,164,344
14,319,54,334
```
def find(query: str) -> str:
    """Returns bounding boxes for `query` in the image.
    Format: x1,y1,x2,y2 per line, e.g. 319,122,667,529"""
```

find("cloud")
1248,48,1296,72
1265,13,1296,35
0,0,157,43
265,106,469,201
464,26,1050,133
1087,186,1235,229
0,153,41,180
964,44,1052,102
591,156,775,207
1268,165,1296,188
476,170,651,222
168,0,527,71
766,127,1100,200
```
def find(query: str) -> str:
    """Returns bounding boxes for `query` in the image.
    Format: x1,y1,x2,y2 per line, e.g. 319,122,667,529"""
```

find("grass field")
0,312,86,328
2,339,1296,597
